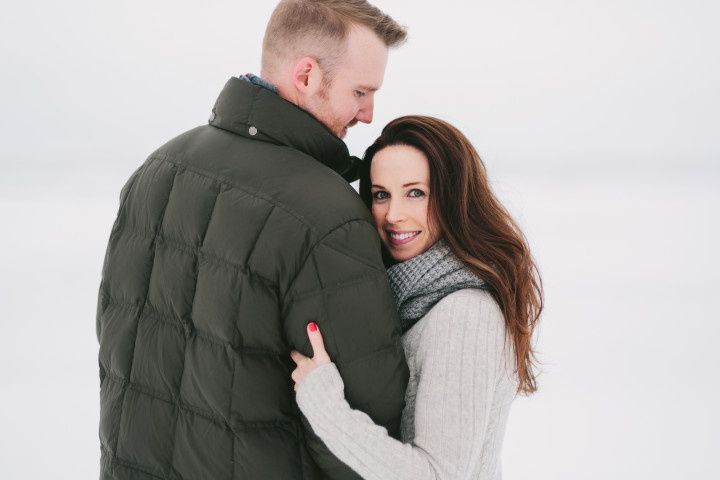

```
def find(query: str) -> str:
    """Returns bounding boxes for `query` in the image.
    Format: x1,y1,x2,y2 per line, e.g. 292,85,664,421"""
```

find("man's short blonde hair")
261,0,407,80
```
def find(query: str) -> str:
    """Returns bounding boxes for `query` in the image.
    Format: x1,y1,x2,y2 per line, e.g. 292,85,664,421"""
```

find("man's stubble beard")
313,78,347,138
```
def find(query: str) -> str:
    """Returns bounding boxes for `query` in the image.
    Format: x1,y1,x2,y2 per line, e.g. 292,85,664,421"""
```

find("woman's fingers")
290,350,307,365
289,322,332,391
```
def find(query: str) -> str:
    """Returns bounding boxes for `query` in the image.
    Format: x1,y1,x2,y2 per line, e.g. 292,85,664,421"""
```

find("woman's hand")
290,322,331,391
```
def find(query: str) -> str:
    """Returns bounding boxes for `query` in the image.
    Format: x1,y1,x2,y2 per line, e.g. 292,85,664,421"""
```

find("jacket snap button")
248,126,258,136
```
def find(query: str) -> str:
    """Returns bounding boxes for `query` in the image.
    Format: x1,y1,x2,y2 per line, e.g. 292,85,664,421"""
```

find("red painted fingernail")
308,322,318,332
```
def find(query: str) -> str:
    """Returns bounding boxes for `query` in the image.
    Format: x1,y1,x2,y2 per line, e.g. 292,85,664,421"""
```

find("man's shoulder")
141,124,371,237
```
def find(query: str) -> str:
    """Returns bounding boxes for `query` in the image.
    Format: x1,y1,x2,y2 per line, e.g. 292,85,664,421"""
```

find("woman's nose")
385,200,407,223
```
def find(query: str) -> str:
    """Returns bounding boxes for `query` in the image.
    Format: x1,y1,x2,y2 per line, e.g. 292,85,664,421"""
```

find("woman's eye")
408,189,425,198
372,191,389,201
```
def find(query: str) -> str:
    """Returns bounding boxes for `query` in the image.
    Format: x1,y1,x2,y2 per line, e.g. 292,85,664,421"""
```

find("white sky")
1,0,718,180
0,1,718,478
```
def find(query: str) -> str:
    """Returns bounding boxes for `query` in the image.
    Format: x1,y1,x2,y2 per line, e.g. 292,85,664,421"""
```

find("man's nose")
356,98,374,124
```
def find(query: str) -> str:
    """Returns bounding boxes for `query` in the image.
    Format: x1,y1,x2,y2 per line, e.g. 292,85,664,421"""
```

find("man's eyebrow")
358,85,379,92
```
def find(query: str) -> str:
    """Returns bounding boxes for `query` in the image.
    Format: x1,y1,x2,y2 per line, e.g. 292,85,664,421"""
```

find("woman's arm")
293,290,516,480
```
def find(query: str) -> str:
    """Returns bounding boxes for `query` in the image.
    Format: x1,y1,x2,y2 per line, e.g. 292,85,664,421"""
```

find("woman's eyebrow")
371,181,426,189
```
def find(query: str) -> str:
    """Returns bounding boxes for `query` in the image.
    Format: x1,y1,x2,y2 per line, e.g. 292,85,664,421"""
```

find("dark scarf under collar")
238,73,279,94
387,241,486,333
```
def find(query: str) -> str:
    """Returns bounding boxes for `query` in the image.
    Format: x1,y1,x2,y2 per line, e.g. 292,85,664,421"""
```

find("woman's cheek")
371,205,385,236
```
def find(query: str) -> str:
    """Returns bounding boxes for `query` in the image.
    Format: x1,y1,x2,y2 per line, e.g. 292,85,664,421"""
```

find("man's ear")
291,56,324,96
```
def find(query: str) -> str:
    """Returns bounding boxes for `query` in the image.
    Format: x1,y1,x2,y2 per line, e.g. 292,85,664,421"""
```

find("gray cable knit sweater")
296,289,518,479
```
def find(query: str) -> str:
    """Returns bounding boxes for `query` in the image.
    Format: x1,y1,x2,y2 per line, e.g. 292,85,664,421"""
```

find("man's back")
97,78,408,479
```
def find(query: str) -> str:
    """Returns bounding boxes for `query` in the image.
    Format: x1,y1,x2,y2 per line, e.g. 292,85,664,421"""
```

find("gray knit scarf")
387,241,487,333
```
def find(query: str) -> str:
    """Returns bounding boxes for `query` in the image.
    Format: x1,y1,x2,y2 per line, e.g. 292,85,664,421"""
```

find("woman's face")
370,144,440,262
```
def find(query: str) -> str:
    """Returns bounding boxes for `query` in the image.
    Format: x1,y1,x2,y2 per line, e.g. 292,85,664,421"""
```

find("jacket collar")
209,77,361,181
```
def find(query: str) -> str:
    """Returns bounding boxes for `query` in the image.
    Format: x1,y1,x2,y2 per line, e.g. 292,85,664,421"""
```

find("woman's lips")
387,230,421,246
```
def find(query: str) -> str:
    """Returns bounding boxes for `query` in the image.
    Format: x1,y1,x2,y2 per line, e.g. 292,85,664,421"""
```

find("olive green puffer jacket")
97,77,409,479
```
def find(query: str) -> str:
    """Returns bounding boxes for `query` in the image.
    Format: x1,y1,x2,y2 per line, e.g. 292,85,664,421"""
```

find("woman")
290,116,543,479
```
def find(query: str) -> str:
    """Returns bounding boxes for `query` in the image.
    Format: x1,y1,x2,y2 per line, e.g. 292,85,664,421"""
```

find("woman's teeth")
390,231,419,240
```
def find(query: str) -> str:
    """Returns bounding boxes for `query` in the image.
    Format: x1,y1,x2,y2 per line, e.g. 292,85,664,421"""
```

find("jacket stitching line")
108,166,142,245
281,218,381,305
100,296,286,357
97,166,143,346
167,182,221,464
284,270,387,303
243,204,276,279
320,240,384,273
113,165,179,457
147,153,320,233
105,372,299,431
100,446,166,480
118,228,279,291
98,294,142,315
334,343,401,369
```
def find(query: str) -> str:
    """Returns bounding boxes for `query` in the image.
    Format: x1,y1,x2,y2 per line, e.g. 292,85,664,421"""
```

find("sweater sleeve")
296,290,515,480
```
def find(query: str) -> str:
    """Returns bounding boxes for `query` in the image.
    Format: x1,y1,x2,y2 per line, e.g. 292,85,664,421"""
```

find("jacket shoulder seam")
281,218,381,304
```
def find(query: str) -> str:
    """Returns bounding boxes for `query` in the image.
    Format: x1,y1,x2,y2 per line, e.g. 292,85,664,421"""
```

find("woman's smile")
386,229,421,246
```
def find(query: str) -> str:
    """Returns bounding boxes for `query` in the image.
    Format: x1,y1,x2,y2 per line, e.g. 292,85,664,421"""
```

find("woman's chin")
380,231,438,263
386,243,423,262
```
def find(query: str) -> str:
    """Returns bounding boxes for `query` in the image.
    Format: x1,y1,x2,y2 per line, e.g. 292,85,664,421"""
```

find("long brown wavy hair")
359,115,543,394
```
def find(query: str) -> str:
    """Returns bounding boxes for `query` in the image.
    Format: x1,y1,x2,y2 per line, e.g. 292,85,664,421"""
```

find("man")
96,1,408,479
